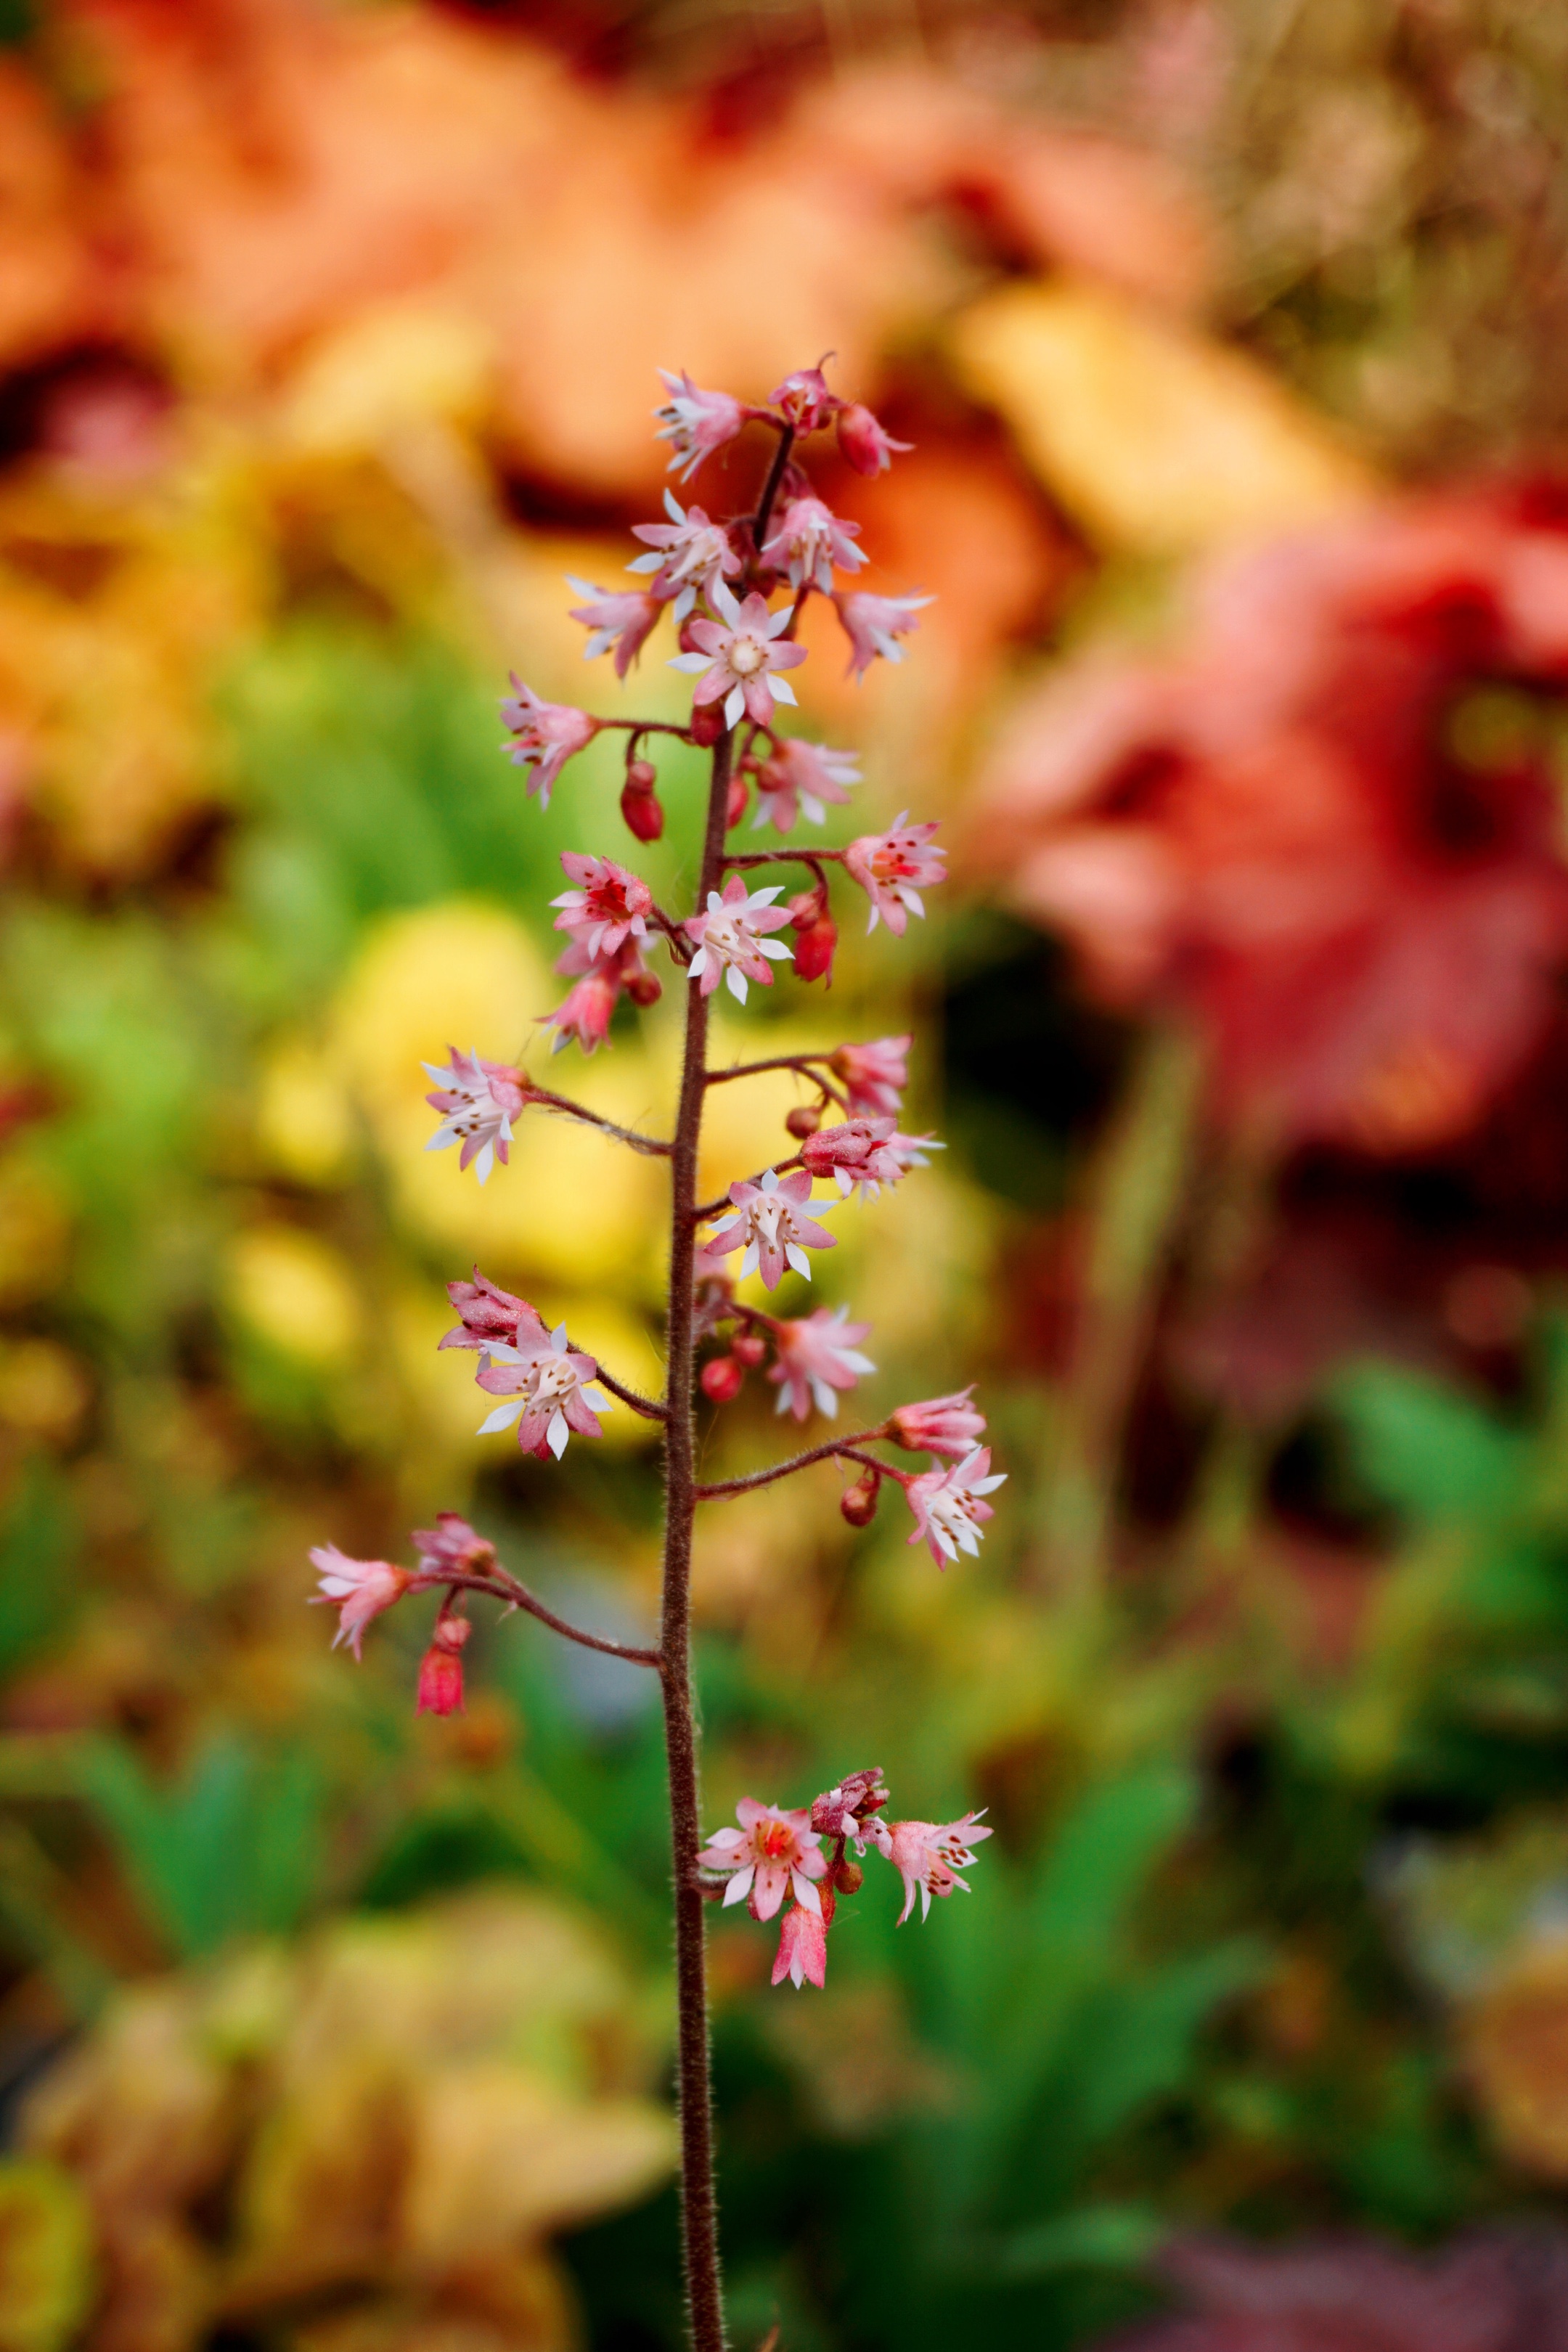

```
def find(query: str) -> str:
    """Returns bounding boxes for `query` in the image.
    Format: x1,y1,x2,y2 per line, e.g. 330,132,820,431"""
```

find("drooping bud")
726,769,748,828
701,1355,745,1403
834,1855,865,1895
788,886,837,986
621,760,664,843
688,701,725,748
841,1466,881,1527
624,964,663,1008
731,1331,767,1368
785,1103,822,1140
836,401,913,478
416,1613,470,1716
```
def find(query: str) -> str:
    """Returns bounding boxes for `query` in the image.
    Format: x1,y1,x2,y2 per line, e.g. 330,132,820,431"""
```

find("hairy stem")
408,1569,662,1665
752,425,796,550
526,1084,674,1156
661,726,735,2352
694,1432,891,1501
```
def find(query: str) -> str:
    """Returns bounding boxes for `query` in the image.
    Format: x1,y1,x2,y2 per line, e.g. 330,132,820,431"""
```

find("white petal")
765,603,796,637
768,676,798,706
673,584,695,621
791,1869,822,1916
712,578,743,626
724,685,746,729
626,550,663,573
687,947,709,980
425,1129,457,1153
474,1143,494,1184
757,939,793,959
785,1244,811,1278
722,1863,755,1907
547,1409,570,1458
811,1379,836,1418
740,1241,761,1279
551,1324,568,1349
748,885,785,906
727,966,748,1003
843,1352,876,1374
584,1385,613,1413
478,1400,526,1436
668,652,709,673
663,486,685,523
901,889,926,920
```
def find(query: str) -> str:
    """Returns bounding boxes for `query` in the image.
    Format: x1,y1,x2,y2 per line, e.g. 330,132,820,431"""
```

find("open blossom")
423,1048,528,1185
753,739,859,833
768,1304,875,1421
770,364,839,433
890,1389,986,1459
699,1797,828,1920
811,1767,890,1844
905,1446,1007,1567
802,1116,941,1198
416,1614,470,1716
772,1902,828,1989
499,677,600,807
440,1270,550,1356
835,589,934,680
565,579,662,677
870,1813,992,1924
654,368,745,479
552,854,652,960
845,816,947,936
309,1545,410,1660
410,1511,497,1578
761,497,867,595
830,1035,909,1119
669,583,808,730
475,1323,613,1458
837,402,913,477
628,489,740,620
709,1167,837,1291
684,875,793,1003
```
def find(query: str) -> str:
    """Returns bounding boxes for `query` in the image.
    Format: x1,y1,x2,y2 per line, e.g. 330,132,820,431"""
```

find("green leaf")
0,1458,78,1680
995,2200,1167,2278
1330,1361,1525,1523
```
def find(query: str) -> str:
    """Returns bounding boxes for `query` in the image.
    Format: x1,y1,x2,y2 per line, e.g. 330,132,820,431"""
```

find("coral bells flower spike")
416,1614,470,1716
499,677,600,807
870,1813,992,1924
698,1798,828,1920
760,497,867,595
628,490,741,621
475,1324,613,1458
830,1036,910,1119
811,1768,890,1844
669,584,809,731
440,1271,550,1356
565,579,662,678
835,590,934,680
890,1389,987,1459
551,854,653,961
905,1447,1007,1567
709,1167,837,1291
769,364,841,433
411,1512,497,1578
845,815,947,936
768,1304,875,1421
772,1902,828,1989
423,1048,528,1185
753,739,859,833
836,402,913,478
653,369,745,481
684,876,794,1004
309,1545,411,1660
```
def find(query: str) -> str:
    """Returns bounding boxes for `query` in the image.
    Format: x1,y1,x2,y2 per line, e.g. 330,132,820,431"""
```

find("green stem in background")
659,725,735,2352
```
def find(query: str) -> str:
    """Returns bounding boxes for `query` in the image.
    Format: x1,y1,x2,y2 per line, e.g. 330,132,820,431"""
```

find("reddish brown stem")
660,726,735,2352
752,424,796,550
694,1432,894,1501
407,1568,661,1665
526,1085,673,1156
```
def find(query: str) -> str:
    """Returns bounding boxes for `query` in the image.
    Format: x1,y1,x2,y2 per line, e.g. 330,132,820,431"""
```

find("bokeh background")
7,2,1568,2346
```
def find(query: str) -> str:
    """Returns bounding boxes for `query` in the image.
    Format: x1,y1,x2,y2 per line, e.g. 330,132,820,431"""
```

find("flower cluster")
700,1766,990,1988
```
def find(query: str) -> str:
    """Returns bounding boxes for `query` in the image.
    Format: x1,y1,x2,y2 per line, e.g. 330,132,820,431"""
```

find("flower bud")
726,771,748,829
791,911,837,985
785,1103,822,1140
626,756,657,794
834,1856,864,1895
621,771,664,843
688,703,725,748
840,1466,881,1527
731,1331,767,1368
836,401,913,478
416,1614,470,1717
701,1354,745,1403
624,965,663,1008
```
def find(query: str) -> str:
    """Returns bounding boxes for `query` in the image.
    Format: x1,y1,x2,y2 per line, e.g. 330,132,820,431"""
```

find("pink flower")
698,1797,828,1921
889,1389,987,1459
309,1545,410,1660
836,402,913,478
811,1767,889,1844
753,738,859,833
669,584,809,731
844,815,947,936
627,489,741,620
684,875,794,1004
760,497,867,595
410,1511,497,1577
565,579,662,678
416,1614,470,1716
422,1048,528,1185
769,364,840,433
835,590,934,680
439,1270,550,1356
475,1322,613,1459
801,1117,942,1199
653,368,745,480
772,1902,828,1988
552,854,653,960
905,1446,1007,1567
709,1167,837,1291
830,1036,910,1119
541,956,620,1055
870,1812,992,1924
767,1304,875,1421
499,677,600,807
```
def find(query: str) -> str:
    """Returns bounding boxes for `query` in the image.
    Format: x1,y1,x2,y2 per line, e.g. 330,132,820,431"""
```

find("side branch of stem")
409,1569,662,1667
527,1086,673,1156
694,1430,892,1500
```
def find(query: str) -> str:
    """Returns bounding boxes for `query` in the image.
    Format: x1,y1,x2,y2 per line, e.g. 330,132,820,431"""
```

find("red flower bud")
785,1103,822,1140
624,965,663,1008
834,1855,865,1895
731,1330,767,1367
416,1614,470,1716
791,912,837,985
688,703,724,748
701,1355,745,1403
621,774,664,842
626,756,657,793
726,771,748,828
840,1466,881,1527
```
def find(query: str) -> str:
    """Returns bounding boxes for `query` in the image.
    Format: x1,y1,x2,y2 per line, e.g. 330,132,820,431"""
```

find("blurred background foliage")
3,1,1568,2348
